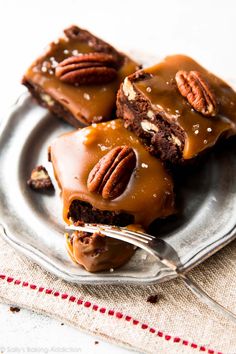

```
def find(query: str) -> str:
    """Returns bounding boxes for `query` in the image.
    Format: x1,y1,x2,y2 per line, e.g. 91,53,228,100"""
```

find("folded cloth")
0,235,235,354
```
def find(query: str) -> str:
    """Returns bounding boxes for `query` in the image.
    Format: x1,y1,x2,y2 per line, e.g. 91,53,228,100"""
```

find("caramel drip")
25,37,139,124
50,120,175,229
134,55,236,159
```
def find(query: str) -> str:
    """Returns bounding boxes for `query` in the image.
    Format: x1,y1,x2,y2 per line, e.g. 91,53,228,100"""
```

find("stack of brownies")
24,26,236,272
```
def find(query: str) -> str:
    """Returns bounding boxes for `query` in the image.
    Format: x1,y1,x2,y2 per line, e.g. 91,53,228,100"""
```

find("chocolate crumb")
27,165,54,192
74,220,85,227
147,294,158,304
61,323,64,326
10,306,20,313
94,341,99,345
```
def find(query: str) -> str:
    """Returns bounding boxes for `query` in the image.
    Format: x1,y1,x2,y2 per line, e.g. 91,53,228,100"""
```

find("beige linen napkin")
0,235,235,354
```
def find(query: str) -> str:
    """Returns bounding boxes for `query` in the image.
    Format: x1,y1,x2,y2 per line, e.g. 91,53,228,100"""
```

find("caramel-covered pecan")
87,146,136,199
175,70,217,117
55,52,118,85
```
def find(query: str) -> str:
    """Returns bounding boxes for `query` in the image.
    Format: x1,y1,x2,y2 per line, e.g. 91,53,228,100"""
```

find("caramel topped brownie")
22,26,139,127
50,119,175,229
117,55,236,163
50,119,175,272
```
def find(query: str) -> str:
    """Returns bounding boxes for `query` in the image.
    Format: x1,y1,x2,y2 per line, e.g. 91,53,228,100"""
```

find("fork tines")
66,223,155,245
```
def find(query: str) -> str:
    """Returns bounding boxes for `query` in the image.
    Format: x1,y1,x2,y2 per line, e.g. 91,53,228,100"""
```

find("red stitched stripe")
30,284,37,290
0,274,223,354
116,312,123,319
191,343,198,348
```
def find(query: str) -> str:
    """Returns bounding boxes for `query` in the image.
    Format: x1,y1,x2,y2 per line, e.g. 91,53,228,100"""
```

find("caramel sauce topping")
25,37,139,124
50,120,175,229
134,55,236,159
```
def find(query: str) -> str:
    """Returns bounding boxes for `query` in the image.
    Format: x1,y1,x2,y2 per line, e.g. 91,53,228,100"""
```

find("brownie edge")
68,200,134,227
116,74,185,164
22,25,139,127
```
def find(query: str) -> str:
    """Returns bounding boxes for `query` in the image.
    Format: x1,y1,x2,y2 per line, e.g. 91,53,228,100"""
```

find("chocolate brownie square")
50,119,175,272
22,25,139,127
49,119,175,230
117,55,236,163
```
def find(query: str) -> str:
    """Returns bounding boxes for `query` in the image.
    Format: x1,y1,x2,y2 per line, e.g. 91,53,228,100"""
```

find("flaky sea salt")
141,163,148,168
72,49,79,55
83,93,91,101
98,144,109,152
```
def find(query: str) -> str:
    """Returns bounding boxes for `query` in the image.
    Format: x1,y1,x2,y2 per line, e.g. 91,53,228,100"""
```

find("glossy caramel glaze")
50,119,175,229
24,34,139,124
134,55,236,159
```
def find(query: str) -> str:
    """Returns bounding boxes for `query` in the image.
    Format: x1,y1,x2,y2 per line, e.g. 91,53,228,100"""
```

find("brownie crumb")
74,220,85,227
147,294,158,304
9,306,20,313
94,341,99,345
61,323,64,326
27,165,54,192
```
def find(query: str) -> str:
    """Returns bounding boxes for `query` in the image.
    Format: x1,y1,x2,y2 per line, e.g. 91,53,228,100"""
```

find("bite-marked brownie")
117,55,236,163
49,119,175,271
65,230,135,273
22,25,139,127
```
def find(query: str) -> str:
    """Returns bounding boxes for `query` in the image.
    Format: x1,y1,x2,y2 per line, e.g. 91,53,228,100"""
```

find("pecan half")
87,146,136,200
55,52,118,85
175,70,217,117
27,165,54,191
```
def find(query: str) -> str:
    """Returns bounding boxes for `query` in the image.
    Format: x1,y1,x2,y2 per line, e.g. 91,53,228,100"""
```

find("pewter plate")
0,91,235,285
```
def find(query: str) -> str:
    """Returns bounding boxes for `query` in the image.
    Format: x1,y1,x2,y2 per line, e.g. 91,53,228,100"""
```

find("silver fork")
66,223,236,324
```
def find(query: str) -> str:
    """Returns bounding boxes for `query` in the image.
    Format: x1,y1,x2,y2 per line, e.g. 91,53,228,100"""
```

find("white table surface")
0,303,130,353
0,0,235,353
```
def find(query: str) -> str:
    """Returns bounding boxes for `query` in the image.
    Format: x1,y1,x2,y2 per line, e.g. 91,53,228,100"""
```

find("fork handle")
179,273,236,324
